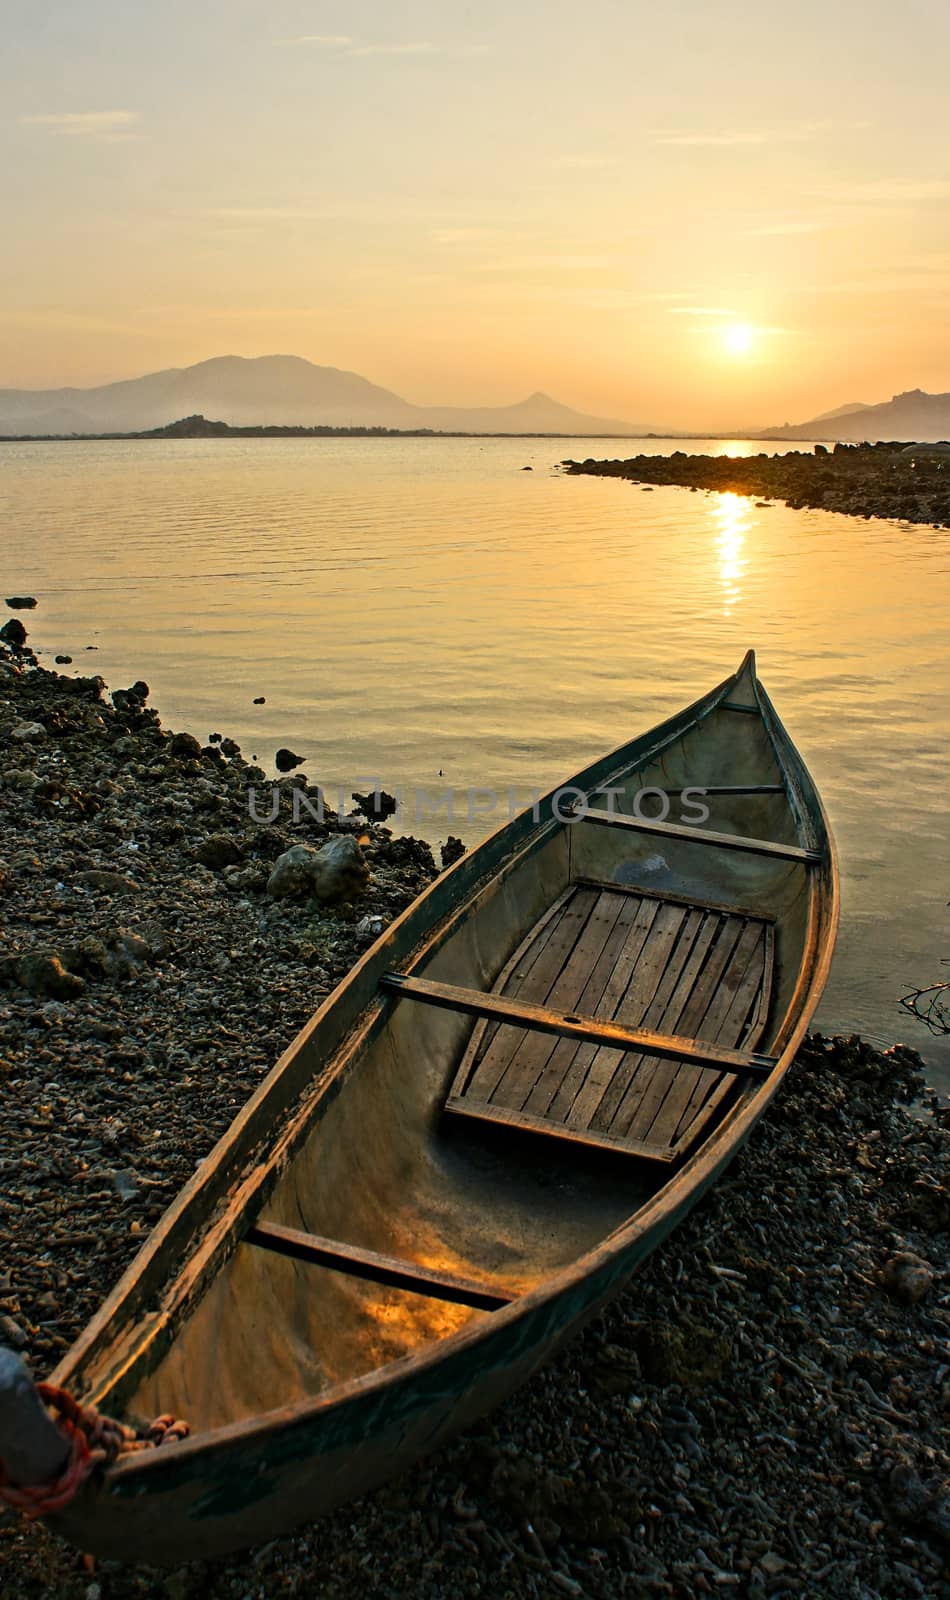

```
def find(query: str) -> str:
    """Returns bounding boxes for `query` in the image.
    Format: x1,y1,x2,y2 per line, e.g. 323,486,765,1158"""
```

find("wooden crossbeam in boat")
569,808,821,864
245,1221,514,1312
658,784,786,797
443,1098,678,1163
721,702,760,714
380,973,777,1078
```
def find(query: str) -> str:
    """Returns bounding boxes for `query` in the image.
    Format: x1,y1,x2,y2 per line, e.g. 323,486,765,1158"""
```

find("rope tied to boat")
0,1382,189,1519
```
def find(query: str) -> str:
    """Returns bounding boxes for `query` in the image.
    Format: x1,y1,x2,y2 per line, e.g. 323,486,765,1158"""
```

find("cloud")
553,154,613,170
812,177,950,204
668,306,736,317
434,227,501,245
746,219,826,236
348,42,440,56
292,34,353,46
209,207,323,222
653,120,868,149
20,110,138,137
653,130,772,148
287,35,441,56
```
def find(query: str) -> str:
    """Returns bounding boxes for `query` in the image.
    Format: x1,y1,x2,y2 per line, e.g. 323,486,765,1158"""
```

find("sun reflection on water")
711,491,749,615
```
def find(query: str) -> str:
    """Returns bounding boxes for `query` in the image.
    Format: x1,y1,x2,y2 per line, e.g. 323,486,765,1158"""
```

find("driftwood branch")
899,978,950,1036
0,1347,71,1487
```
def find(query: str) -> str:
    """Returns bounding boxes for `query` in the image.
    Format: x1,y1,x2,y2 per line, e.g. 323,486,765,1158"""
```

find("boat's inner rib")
245,1222,513,1311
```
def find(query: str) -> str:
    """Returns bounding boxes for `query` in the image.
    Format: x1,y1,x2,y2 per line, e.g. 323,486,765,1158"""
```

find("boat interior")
86,659,830,1436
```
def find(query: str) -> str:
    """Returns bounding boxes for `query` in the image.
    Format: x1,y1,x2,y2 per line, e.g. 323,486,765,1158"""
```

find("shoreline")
564,442,950,529
1,652,949,1596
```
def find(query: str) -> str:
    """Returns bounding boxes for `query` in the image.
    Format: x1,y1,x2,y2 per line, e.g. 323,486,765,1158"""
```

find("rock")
169,731,203,760
351,788,398,822
275,747,305,773
16,952,86,999
110,1168,140,1201
253,695,266,704
221,863,268,895
129,681,149,700
629,1319,731,1389
308,836,370,904
4,596,38,610
266,843,323,899
101,930,153,979
9,722,47,744
196,833,244,869
0,619,28,650
75,869,138,894
0,1314,28,1349
220,738,240,759
889,1462,934,1522
267,836,369,904
880,1251,934,1304
54,654,73,665
356,913,386,939
522,465,533,471
138,919,172,959
441,835,466,868
2,768,39,790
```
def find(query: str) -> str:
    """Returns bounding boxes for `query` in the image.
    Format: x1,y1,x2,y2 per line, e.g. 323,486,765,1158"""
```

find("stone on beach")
880,1250,935,1304
74,868,139,894
9,722,47,744
195,833,244,869
267,836,369,903
168,731,203,761
11,951,86,999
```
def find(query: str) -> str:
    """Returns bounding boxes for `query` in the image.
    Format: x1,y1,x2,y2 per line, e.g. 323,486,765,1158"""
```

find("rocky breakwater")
563,441,950,528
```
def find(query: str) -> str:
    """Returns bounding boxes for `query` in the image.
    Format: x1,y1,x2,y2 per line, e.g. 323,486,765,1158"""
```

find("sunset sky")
3,0,950,429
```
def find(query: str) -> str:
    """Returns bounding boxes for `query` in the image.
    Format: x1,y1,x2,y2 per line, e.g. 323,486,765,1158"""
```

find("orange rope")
0,1383,189,1520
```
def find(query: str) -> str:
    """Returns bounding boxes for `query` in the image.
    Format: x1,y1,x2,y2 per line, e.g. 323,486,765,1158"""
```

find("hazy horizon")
4,0,950,430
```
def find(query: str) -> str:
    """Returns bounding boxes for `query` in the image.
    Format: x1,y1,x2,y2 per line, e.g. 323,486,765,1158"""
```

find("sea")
2,434,949,1085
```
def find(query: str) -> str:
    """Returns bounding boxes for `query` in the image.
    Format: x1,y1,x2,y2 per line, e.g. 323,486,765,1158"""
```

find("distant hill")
810,401,873,422
0,354,646,437
759,388,950,443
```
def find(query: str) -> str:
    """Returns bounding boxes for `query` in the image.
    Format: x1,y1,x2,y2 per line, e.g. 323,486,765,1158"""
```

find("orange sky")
3,0,950,429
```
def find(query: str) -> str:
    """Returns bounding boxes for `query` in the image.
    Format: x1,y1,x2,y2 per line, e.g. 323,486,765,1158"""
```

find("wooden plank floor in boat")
445,883,774,1163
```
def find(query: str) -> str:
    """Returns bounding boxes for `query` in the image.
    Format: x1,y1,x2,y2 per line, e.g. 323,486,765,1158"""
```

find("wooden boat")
6,650,838,1562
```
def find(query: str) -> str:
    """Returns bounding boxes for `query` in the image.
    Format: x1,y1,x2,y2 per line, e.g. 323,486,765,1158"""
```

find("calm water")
2,436,949,1085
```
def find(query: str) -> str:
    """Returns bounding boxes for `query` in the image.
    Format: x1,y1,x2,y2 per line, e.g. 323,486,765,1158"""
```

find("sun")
723,323,754,355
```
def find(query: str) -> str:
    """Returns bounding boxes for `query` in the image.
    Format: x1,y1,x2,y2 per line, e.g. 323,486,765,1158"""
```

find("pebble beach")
1,638,949,1599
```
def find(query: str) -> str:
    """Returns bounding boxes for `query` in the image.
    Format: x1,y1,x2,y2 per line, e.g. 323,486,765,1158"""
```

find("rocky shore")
1,648,949,1599
563,442,950,528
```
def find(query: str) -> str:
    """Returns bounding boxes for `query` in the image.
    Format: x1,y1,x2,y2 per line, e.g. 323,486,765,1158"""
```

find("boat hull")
37,650,838,1563
55,1131,737,1563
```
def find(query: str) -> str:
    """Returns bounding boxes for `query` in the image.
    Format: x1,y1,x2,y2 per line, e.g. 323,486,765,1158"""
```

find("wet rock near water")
564,441,950,527
0,620,28,652
4,598,38,611
275,747,305,773
441,834,466,869
1,662,949,1599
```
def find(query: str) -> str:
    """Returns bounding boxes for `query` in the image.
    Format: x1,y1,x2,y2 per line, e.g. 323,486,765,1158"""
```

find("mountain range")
759,389,950,443
3,356,948,442
0,355,645,437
